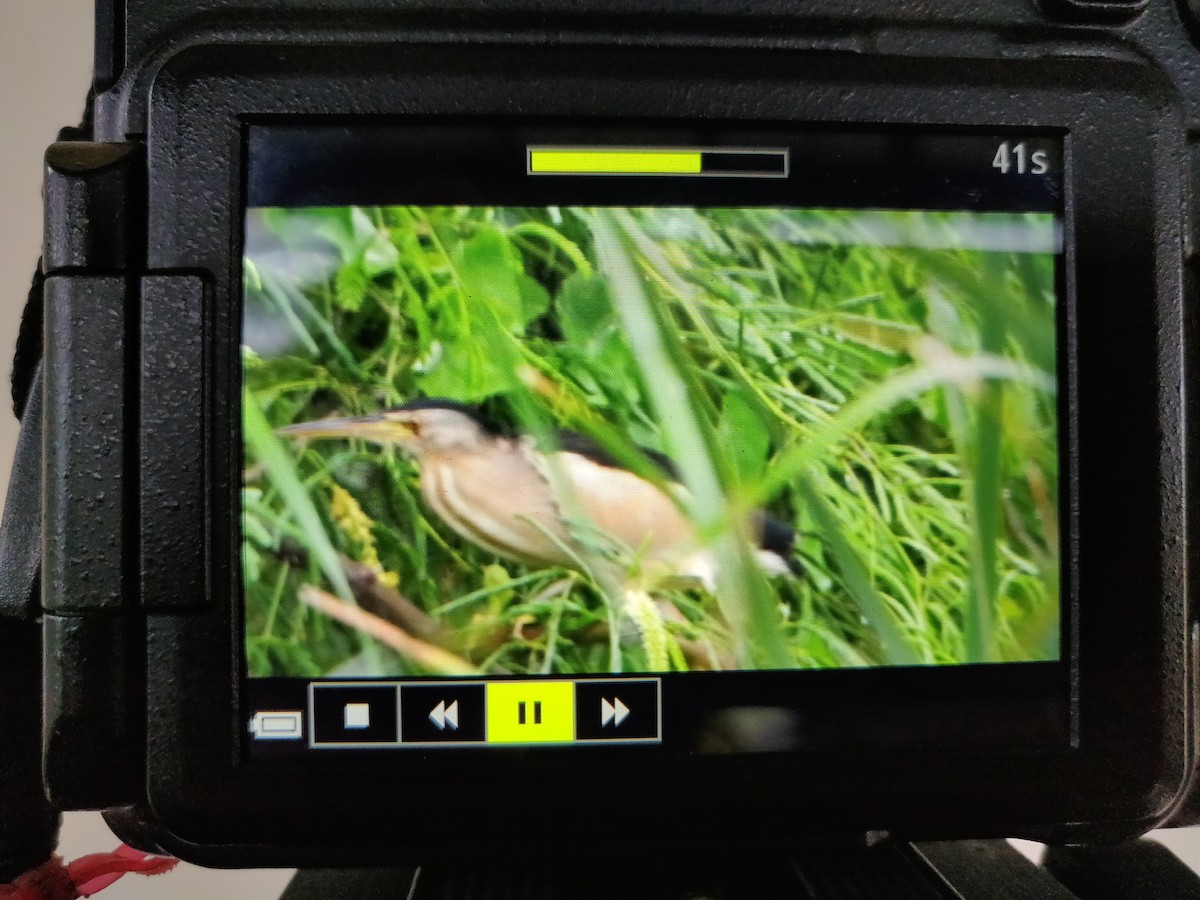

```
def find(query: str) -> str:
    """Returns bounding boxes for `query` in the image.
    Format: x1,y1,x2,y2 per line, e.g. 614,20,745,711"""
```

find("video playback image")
242,205,1060,677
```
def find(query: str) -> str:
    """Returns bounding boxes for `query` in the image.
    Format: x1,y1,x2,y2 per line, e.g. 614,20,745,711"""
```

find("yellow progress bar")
530,149,702,175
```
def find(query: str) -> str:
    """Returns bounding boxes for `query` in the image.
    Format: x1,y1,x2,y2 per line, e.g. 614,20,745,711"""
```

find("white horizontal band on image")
757,210,1063,255
246,205,1062,261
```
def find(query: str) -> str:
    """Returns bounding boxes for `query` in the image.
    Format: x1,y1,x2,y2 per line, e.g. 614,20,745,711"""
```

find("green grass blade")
243,389,383,672
748,354,1054,512
962,262,1007,663
796,478,920,666
593,208,791,669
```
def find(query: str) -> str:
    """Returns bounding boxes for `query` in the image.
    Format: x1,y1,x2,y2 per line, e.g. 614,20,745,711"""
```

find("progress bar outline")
527,145,790,179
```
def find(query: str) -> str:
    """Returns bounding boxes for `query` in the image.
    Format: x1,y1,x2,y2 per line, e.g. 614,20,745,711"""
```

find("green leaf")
242,509,276,549
402,280,434,355
482,563,517,610
719,391,771,483
517,274,551,325
558,274,614,350
334,264,369,312
244,544,262,584
308,208,363,261
419,341,512,402
419,226,528,400
363,230,401,277
459,227,523,330
348,207,381,248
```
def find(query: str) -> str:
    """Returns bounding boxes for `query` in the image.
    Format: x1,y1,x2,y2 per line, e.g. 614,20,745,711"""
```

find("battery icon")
527,146,789,178
249,710,304,740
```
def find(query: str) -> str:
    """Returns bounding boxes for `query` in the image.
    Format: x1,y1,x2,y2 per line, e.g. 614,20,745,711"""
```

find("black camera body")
3,0,1200,874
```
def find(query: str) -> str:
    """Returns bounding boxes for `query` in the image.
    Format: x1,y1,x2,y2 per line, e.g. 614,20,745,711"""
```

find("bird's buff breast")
418,448,579,569
416,445,699,578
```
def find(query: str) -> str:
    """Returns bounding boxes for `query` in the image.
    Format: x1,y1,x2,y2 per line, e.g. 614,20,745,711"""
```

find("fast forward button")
601,697,630,728
574,679,661,742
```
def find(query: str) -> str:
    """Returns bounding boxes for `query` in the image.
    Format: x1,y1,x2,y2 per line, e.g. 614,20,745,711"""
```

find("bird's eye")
407,421,422,437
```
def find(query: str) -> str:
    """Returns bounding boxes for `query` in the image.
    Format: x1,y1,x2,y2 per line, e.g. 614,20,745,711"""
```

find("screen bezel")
138,41,1190,859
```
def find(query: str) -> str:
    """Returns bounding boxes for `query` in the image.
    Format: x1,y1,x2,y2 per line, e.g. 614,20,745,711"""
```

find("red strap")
0,857,75,900
1,846,178,900
69,845,178,897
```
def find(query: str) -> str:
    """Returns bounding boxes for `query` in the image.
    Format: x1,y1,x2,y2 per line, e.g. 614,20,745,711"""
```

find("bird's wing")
419,445,579,569
548,447,698,569
547,430,800,576
552,434,796,561
551,430,682,483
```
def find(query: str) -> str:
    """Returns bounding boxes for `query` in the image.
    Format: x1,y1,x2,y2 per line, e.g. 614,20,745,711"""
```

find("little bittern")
279,398,798,589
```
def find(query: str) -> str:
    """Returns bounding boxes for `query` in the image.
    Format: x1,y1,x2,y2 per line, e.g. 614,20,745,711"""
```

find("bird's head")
277,399,500,456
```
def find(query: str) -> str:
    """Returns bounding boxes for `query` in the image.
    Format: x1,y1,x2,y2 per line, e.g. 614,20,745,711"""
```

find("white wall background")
0,0,1195,894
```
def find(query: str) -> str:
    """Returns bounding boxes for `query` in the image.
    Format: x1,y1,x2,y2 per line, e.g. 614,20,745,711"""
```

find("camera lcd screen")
241,126,1065,758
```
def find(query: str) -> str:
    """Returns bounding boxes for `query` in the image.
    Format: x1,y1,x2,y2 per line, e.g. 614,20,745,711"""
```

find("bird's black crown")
388,397,508,435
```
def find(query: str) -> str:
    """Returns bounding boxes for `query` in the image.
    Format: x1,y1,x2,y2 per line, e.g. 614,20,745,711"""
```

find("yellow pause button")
486,681,575,744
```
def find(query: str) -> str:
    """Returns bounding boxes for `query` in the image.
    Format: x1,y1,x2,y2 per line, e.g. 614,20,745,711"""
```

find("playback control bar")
250,678,661,750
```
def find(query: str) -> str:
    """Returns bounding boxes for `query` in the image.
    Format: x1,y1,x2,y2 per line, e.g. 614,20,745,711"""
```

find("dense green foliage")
242,205,1060,677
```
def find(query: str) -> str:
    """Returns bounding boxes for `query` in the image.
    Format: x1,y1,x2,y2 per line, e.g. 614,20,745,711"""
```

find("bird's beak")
277,415,415,445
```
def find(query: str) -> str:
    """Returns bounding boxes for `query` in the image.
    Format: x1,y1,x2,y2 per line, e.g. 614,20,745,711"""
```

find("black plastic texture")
42,614,144,809
43,275,126,613
915,841,1081,900
1166,131,1200,829
1167,622,1200,826
787,843,947,899
0,622,60,884
139,275,206,612
36,136,145,816
89,0,1188,142
1042,840,1200,900
281,870,419,900
13,273,46,420
94,0,125,92
1041,0,1149,23
44,143,136,274
101,806,174,856
41,139,138,615
129,43,1192,863
1185,1,1200,39
58,0,1197,865
0,371,44,622
278,842,1089,900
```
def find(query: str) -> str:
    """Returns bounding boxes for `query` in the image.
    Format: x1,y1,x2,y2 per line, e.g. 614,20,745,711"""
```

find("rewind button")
429,699,460,732
400,683,485,744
